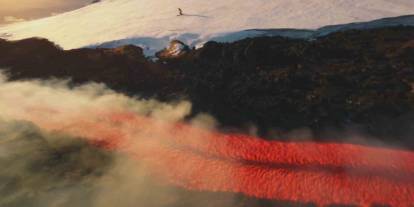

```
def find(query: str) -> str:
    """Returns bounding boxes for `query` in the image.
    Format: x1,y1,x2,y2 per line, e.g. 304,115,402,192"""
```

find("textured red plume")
24,111,414,206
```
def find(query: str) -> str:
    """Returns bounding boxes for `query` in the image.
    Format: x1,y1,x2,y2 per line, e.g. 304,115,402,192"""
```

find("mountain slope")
1,0,414,55
2,26,414,143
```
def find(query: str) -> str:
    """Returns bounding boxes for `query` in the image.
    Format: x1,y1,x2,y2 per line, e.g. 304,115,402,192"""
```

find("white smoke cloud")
0,72,244,207
0,72,192,123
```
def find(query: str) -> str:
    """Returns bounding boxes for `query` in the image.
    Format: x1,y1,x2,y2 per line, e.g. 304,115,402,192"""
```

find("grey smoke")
0,73,242,207
0,120,112,207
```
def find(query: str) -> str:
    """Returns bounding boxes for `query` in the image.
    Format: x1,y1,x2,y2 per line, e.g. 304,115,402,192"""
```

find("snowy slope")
1,0,414,55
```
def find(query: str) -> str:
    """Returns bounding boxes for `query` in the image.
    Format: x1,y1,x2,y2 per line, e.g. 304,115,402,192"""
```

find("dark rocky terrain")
2,26,414,207
1,26,414,146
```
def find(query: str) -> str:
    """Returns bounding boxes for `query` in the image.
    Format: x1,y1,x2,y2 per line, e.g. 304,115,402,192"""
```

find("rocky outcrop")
156,40,190,59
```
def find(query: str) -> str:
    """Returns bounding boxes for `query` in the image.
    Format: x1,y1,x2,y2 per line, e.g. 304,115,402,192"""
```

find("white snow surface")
1,0,414,55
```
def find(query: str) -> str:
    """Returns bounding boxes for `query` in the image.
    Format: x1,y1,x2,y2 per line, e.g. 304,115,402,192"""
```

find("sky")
0,0,92,25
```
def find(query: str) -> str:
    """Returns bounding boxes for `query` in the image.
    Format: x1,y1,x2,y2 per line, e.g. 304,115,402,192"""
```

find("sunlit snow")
1,0,414,55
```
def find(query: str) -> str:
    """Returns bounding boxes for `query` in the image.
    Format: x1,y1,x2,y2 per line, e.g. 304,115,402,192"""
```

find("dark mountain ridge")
1,26,414,146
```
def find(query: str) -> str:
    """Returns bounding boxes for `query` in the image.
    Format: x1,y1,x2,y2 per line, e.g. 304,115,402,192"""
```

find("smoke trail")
0,120,114,207
1,73,414,206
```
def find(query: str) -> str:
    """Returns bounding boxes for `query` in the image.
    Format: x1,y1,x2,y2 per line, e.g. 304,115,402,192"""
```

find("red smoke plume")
22,111,414,206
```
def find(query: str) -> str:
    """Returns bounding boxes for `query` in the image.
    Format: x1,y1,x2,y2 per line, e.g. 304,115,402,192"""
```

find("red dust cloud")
1,76,414,207
19,110,414,207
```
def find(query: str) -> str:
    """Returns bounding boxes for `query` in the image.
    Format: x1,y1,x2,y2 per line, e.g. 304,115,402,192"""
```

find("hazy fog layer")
0,0,91,24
